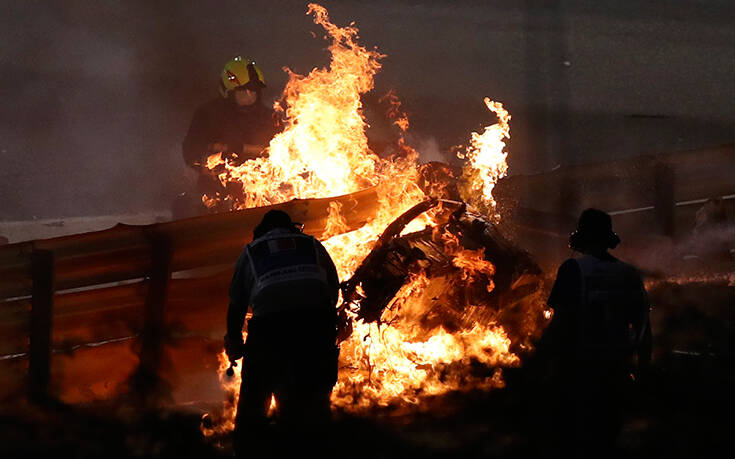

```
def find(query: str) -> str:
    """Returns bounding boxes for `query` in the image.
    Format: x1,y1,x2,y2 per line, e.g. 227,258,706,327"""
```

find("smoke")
0,3,183,219
3,1,735,221
677,224,735,264
0,2,302,220
610,220,734,283
413,136,447,164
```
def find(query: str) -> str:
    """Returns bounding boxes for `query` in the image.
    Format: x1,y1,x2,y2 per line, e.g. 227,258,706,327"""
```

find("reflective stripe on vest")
246,232,328,303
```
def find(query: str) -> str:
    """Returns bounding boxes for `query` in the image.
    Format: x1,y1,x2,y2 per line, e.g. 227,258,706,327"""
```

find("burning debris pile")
201,3,548,435
341,199,542,344
334,198,544,408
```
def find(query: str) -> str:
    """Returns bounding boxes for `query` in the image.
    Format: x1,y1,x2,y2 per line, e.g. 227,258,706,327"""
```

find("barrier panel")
2,143,733,402
0,187,378,401
495,144,735,221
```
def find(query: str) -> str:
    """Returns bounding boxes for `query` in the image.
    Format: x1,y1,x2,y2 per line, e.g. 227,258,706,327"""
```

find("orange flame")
458,98,510,215
203,3,385,209
202,4,530,435
201,350,242,436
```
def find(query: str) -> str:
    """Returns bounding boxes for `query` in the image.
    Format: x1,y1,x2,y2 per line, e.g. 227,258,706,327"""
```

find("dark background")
2,0,735,219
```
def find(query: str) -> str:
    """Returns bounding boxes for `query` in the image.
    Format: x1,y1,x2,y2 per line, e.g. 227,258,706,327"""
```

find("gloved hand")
224,333,245,362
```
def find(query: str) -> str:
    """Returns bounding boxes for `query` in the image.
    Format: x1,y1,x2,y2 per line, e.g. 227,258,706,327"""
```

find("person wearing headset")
546,208,651,458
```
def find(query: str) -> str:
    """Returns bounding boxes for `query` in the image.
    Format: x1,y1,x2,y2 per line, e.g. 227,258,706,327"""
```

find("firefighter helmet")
219,56,266,98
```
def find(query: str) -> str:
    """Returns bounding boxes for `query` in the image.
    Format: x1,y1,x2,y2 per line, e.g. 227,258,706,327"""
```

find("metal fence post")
133,231,174,403
653,162,675,237
559,177,580,227
29,249,54,401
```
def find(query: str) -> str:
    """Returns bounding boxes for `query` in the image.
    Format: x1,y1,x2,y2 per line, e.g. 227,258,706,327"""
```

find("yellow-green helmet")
219,56,266,98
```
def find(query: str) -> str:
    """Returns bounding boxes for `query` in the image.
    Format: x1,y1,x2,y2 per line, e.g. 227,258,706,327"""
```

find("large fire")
202,4,541,436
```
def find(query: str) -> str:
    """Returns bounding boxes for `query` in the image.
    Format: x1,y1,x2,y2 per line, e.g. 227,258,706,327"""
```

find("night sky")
2,0,734,219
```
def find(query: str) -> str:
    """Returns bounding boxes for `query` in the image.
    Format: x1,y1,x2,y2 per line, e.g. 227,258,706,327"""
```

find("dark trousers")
233,311,338,458
550,358,630,459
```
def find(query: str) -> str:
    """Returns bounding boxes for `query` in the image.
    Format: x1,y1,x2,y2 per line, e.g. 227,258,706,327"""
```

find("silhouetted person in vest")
224,210,340,458
546,208,651,458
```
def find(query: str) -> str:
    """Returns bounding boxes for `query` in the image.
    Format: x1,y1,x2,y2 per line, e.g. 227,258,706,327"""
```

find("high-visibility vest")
246,231,329,305
575,255,647,356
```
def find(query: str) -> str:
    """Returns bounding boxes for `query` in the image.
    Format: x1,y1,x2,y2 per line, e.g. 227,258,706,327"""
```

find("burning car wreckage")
330,192,546,407
201,161,546,423
203,161,545,347
197,4,549,435
200,174,546,439
201,158,545,361
338,194,544,356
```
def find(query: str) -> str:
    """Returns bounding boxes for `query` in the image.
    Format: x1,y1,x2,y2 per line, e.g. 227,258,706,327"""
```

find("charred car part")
338,198,544,349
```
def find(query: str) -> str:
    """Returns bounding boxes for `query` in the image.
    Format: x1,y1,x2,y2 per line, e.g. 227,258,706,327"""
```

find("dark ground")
1,278,733,458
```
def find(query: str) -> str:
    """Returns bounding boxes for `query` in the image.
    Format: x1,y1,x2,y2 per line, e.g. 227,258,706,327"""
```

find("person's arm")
183,106,227,168
547,259,581,314
633,273,652,380
315,240,340,308
225,250,253,361
183,107,209,168
543,259,582,356
637,319,652,377
260,105,281,143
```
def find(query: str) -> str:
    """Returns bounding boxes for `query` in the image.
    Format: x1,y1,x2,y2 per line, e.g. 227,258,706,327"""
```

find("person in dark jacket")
224,210,340,458
546,208,651,458
178,56,279,216
183,55,278,168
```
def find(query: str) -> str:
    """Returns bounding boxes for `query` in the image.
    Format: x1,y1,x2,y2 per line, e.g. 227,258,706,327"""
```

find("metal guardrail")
0,187,378,400
495,144,735,238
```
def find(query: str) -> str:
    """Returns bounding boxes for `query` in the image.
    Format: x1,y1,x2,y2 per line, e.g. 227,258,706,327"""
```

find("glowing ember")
201,3,538,435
